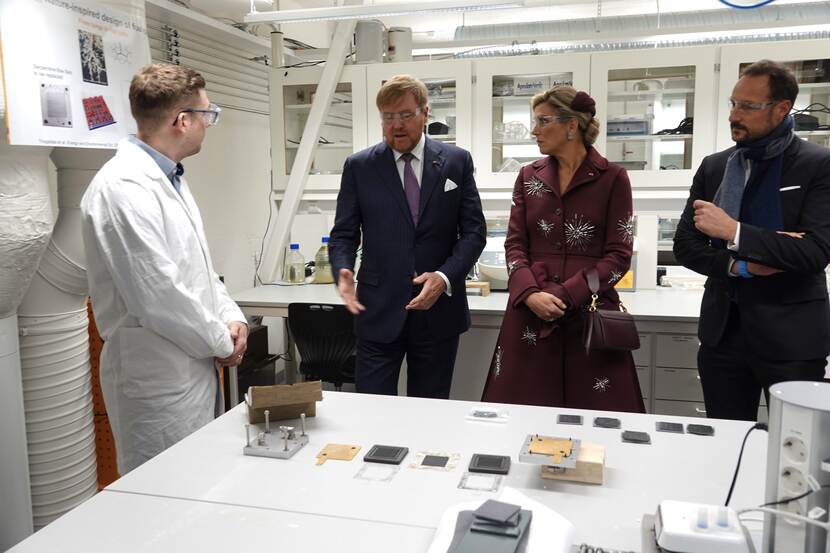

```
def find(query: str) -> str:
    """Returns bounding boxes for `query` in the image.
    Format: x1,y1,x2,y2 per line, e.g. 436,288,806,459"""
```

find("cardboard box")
246,381,323,424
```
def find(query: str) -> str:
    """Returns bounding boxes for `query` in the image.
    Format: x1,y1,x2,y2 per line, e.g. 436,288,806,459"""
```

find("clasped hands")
216,321,248,366
336,268,446,315
692,200,803,277
525,291,567,322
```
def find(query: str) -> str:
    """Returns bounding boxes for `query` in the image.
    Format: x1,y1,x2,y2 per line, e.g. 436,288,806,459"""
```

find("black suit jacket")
674,138,830,360
329,137,486,343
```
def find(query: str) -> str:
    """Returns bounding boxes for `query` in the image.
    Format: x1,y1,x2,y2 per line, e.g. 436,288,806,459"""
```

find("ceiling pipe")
448,1,830,47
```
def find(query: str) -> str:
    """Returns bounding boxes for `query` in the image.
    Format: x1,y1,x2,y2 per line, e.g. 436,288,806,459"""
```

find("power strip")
655,500,750,553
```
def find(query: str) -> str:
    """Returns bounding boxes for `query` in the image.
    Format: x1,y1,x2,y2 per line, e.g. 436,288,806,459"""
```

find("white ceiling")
183,0,829,48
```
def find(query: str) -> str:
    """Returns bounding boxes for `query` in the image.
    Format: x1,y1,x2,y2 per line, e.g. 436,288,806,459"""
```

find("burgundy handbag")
583,268,640,353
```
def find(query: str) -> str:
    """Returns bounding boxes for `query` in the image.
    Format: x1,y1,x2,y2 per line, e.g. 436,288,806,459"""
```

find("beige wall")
187,107,271,294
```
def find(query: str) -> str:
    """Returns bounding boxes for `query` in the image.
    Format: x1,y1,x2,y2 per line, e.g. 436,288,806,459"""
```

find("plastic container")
313,237,334,284
285,243,305,284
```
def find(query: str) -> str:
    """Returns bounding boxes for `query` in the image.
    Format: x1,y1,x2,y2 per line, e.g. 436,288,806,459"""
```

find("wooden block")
315,443,361,465
246,381,323,423
540,442,605,485
465,280,491,296
247,401,316,424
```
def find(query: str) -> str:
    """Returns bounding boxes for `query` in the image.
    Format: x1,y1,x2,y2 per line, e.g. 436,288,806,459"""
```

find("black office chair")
287,303,356,390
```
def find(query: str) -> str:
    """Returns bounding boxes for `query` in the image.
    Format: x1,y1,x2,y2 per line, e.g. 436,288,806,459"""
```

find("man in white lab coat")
81,64,247,474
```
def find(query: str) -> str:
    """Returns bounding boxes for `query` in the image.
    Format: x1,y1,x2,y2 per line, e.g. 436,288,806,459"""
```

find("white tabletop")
233,284,704,321
106,392,766,551
8,490,433,553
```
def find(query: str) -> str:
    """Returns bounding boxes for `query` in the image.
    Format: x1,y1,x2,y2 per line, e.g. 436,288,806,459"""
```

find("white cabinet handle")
694,407,707,414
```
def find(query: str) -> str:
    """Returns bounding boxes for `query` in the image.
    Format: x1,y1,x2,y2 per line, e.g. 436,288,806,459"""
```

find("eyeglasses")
533,115,572,128
727,98,777,113
381,107,422,124
175,103,222,127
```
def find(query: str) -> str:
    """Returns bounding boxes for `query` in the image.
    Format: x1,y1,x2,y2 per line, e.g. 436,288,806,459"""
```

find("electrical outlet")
782,437,808,465
781,500,805,527
781,467,808,495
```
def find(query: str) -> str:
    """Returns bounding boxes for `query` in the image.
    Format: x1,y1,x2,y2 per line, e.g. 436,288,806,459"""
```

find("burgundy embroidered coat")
481,148,644,412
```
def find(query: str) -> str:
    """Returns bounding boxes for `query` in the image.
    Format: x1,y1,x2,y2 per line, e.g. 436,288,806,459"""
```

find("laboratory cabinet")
590,46,717,190
272,64,368,193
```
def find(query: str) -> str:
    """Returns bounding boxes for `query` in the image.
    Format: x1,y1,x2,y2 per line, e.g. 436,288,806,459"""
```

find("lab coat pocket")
119,327,190,400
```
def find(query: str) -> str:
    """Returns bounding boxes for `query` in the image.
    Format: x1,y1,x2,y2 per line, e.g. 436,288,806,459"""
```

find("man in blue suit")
329,74,486,399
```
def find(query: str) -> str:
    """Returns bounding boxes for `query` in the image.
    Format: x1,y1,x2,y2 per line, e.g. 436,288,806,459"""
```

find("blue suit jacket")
329,137,486,343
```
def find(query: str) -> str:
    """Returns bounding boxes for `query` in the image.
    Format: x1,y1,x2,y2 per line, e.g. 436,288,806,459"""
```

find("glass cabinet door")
605,65,695,173
592,46,717,189
274,65,367,191
717,40,830,151
473,54,590,189
366,59,472,152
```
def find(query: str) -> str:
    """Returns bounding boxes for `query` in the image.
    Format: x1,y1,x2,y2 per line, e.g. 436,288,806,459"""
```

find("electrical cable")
738,506,830,530
760,484,830,507
725,422,768,506
254,185,275,286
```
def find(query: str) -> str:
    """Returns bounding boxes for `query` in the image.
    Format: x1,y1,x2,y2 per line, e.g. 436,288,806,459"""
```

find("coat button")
555,242,562,249
555,208,562,215
552,274,561,283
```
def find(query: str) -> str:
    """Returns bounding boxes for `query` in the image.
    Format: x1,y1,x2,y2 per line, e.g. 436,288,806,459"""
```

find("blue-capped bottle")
313,236,334,284
285,243,305,284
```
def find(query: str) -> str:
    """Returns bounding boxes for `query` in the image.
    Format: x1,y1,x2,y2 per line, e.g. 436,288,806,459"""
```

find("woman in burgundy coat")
481,86,644,412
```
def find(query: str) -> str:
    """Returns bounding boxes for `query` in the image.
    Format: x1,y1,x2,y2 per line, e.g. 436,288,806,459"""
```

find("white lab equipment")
763,381,830,553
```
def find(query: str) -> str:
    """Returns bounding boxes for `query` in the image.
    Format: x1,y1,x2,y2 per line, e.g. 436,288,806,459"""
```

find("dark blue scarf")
712,116,794,246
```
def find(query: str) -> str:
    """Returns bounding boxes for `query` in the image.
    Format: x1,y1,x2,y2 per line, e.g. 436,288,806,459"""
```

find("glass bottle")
285,243,305,284
313,237,334,284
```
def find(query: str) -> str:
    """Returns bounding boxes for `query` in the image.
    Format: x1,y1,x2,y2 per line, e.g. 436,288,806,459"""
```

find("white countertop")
233,284,704,321
8,490,433,553
102,391,765,551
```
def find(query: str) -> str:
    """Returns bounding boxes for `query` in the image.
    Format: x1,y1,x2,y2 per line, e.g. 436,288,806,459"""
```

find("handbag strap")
586,268,600,312
586,268,600,294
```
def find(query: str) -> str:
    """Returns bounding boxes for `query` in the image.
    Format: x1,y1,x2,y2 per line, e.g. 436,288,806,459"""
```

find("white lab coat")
81,138,245,474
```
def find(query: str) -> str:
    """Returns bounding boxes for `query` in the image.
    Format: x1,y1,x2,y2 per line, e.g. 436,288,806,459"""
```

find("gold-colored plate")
315,443,361,465
528,435,573,465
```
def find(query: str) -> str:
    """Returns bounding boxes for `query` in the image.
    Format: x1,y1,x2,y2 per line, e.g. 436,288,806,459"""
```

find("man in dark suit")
329,74,486,399
674,59,830,421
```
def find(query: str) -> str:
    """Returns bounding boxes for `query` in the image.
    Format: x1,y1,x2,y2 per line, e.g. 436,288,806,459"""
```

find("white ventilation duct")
452,1,830,45
17,146,113,530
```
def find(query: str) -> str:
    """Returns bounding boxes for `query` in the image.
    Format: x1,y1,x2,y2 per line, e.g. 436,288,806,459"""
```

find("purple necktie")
401,152,420,225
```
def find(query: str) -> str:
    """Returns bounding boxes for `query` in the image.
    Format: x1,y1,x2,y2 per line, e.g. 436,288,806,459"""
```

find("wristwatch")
737,260,754,279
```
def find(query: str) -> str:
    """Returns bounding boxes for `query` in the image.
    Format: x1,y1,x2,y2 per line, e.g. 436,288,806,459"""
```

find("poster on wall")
0,0,151,148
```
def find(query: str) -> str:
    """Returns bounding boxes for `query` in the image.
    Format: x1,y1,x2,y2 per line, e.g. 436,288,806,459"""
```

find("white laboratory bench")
10,391,767,552
232,283,704,321
233,284,707,413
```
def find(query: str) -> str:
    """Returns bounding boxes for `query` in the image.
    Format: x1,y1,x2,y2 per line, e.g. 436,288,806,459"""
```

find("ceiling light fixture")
244,0,525,25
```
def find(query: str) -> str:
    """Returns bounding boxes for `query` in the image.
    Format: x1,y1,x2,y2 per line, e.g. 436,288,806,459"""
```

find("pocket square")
444,179,458,192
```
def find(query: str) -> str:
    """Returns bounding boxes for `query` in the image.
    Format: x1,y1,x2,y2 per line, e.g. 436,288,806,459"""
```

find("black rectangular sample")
686,424,715,436
364,445,409,465
470,515,523,537
454,509,532,553
558,414,583,425
421,454,450,467
655,421,684,434
621,430,651,444
473,499,521,525
594,417,621,429
469,454,510,475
